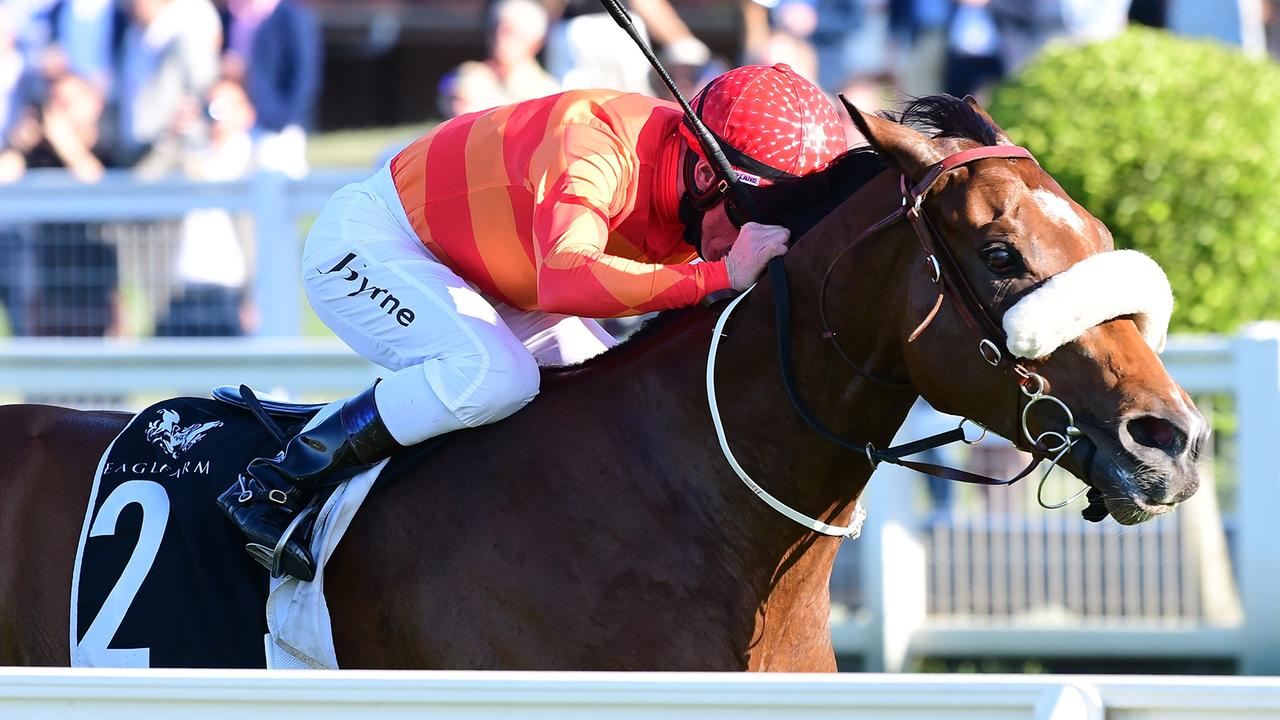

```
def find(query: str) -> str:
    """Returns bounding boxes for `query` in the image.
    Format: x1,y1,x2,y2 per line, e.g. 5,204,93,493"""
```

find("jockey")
216,63,847,580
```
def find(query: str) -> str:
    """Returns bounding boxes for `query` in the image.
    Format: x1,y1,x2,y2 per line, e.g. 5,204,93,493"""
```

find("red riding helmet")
679,63,846,209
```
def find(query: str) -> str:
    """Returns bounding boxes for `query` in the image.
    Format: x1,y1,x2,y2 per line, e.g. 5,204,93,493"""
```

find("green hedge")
987,28,1280,333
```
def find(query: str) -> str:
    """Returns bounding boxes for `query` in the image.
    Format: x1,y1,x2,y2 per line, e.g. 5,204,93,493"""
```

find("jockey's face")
684,155,740,261
699,200,738,261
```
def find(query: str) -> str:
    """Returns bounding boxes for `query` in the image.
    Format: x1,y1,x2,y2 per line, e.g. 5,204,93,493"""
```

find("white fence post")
1234,322,1280,674
861,461,927,673
1034,683,1104,720
251,171,303,337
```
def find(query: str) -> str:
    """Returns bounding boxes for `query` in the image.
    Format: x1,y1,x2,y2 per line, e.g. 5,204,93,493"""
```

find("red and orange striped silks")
391,90,730,318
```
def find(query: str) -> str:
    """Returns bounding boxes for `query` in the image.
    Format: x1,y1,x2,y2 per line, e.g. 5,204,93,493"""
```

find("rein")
708,145,1091,538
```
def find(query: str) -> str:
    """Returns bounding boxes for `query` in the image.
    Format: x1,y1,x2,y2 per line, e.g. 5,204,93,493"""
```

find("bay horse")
0,96,1204,670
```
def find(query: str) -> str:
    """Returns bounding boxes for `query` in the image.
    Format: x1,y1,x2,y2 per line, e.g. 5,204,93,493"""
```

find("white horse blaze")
1002,250,1173,359
1032,189,1087,233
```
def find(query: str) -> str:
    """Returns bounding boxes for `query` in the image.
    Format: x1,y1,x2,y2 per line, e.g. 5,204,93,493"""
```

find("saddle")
211,385,327,421
214,383,444,481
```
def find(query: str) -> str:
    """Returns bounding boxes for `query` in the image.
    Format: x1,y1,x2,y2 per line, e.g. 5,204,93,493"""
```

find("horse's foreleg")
0,405,125,666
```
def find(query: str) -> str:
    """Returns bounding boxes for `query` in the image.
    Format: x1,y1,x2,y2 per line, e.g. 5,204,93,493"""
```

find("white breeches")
301,164,616,445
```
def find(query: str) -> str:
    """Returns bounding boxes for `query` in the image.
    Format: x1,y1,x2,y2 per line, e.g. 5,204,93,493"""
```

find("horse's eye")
982,245,1021,275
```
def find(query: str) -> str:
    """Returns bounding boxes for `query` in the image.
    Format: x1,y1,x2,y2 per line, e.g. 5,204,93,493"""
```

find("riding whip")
595,0,757,222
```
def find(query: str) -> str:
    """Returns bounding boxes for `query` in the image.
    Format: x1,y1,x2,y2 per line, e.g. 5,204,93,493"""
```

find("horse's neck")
669,176,922,659
722,170,920,517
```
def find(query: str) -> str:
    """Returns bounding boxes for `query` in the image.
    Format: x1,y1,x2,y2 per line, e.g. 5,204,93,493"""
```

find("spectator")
117,0,221,175
986,0,1065,75
438,0,559,119
1059,0,1132,44
758,1,822,82
543,0,709,95
222,0,321,179
0,6,41,163
1268,0,1280,60
0,6,37,336
437,62,506,119
839,70,898,144
1128,0,1166,27
812,0,893,93
943,0,1003,98
659,32,723,101
49,0,123,94
8,0,61,73
741,0,771,64
893,0,950,97
1,72,115,181
156,77,253,336
0,71,121,338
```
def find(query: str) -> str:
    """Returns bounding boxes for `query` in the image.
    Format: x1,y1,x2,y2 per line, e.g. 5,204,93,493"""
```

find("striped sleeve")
530,123,731,318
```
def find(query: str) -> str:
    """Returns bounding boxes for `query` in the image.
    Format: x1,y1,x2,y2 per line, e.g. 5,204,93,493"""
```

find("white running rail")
2,670,1280,720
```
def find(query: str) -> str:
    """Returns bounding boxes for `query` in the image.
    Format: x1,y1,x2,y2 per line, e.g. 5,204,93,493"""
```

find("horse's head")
847,96,1205,524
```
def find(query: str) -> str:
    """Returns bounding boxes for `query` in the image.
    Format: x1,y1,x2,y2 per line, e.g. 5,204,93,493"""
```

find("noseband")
708,144,1092,538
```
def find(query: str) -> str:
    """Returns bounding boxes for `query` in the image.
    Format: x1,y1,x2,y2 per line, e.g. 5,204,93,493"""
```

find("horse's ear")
962,95,1014,145
841,95,943,182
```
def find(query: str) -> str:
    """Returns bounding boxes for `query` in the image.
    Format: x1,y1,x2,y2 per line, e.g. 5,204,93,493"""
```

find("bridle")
871,144,1088,509
708,144,1093,538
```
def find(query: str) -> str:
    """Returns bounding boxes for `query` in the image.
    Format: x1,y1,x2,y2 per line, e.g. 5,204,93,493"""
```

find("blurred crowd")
0,0,321,182
0,0,321,340
1,0,1276,343
440,0,1159,138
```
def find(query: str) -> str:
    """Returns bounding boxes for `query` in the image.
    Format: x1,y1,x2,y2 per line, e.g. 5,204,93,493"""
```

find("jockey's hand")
726,222,790,291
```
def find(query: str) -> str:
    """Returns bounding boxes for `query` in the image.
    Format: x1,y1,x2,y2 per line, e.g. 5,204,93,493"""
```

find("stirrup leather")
232,473,292,507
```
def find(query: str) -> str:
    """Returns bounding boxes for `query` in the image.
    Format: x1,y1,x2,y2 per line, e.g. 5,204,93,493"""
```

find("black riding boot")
216,383,403,580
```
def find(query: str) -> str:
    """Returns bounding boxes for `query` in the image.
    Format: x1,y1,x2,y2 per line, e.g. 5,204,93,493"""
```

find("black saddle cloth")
72,390,445,668
72,396,306,668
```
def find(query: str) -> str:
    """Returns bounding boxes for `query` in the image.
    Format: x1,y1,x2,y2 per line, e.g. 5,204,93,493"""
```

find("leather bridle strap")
767,144,1043,486
909,145,1036,199
817,189,914,390
902,146,1037,363
706,142,1059,539
771,257,1040,487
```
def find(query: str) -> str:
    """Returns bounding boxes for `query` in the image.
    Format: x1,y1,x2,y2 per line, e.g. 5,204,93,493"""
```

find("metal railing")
843,325,1280,673
0,169,365,339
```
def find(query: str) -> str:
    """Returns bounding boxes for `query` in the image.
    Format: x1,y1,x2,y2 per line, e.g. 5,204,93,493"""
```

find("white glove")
725,222,790,291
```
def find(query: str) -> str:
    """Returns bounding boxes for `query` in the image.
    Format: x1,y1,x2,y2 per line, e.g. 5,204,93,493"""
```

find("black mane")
747,147,884,237
890,95,1002,145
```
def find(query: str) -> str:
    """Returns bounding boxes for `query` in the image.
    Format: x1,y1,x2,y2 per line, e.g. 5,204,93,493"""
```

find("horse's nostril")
1126,415,1187,457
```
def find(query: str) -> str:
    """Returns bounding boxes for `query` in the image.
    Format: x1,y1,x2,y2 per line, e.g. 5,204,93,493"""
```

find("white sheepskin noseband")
1002,250,1173,359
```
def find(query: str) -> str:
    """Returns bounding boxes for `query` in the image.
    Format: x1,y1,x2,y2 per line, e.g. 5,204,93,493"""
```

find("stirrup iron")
245,497,319,579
